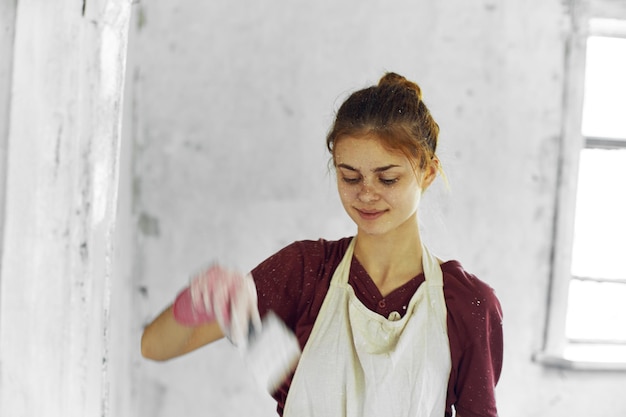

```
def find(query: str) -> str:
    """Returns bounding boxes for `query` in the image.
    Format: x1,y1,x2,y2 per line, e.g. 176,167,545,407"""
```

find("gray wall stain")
138,211,160,237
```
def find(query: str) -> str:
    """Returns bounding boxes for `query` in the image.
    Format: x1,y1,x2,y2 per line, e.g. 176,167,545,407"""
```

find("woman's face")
333,134,436,237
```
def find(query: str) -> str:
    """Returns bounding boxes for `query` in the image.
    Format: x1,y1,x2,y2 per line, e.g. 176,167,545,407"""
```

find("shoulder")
257,236,353,268
441,261,502,313
441,261,503,340
293,236,353,258
251,236,353,326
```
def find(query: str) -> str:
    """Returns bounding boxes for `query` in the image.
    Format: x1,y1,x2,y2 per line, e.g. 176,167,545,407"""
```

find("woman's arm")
141,305,224,361
141,264,261,361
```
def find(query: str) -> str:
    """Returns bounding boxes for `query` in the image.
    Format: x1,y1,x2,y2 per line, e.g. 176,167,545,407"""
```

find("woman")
141,72,503,417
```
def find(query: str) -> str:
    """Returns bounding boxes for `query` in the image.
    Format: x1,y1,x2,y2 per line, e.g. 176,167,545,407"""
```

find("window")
564,32,626,364
539,17,626,370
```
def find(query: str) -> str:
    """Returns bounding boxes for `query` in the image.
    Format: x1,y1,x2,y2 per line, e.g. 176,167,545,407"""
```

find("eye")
379,177,399,186
342,176,361,184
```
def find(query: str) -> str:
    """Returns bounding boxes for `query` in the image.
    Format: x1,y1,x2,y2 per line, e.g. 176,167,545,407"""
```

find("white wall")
0,1,132,416
120,1,626,417
0,0,16,265
5,1,623,417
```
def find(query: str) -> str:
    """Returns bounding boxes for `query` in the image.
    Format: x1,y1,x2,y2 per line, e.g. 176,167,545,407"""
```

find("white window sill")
534,350,626,372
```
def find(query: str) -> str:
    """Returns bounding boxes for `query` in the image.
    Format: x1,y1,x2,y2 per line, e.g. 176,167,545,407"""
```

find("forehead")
333,135,410,168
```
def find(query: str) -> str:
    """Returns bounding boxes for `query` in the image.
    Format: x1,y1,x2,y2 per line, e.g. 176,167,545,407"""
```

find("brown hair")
326,72,440,172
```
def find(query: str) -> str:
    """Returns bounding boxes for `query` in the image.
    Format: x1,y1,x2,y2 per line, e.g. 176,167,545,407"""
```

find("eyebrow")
337,163,401,173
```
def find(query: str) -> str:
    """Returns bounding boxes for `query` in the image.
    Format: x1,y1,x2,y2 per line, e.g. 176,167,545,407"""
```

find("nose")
357,180,380,203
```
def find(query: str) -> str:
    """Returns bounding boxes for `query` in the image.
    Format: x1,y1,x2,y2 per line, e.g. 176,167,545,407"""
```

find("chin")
356,223,394,237
356,216,418,238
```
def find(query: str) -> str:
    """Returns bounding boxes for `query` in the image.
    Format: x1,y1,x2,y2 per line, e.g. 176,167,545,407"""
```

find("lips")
355,208,387,220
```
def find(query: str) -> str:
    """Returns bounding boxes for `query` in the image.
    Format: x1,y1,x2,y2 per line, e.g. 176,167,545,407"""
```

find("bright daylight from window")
565,33,626,363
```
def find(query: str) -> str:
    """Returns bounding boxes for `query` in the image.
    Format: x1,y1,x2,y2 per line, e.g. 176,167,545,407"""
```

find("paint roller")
242,311,302,392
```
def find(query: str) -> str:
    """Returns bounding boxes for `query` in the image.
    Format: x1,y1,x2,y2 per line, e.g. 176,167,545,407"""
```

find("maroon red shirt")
251,237,503,417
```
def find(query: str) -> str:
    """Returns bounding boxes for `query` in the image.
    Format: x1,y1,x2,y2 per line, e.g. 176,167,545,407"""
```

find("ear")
420,156,439,190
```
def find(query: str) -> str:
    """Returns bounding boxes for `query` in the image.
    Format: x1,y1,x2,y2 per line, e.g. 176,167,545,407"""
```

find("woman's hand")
141,265,262,361
175,265,262,348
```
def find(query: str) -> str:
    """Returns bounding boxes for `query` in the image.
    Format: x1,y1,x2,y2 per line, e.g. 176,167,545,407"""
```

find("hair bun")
378,72,423,100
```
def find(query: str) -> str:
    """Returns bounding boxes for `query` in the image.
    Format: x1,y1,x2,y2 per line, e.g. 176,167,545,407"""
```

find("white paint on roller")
244,312,302,393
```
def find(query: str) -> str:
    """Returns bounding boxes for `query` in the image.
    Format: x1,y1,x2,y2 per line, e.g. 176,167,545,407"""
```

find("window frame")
538,8,626,371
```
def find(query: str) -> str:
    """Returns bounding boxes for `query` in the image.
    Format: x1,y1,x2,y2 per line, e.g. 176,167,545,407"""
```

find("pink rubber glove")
172,265,261,348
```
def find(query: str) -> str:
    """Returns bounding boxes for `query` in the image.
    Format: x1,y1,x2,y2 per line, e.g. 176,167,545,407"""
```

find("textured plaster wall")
124,1,626,416
0,0,16,265
0,1,132,416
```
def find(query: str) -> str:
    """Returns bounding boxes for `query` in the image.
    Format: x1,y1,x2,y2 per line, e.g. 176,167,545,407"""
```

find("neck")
353,217,424,295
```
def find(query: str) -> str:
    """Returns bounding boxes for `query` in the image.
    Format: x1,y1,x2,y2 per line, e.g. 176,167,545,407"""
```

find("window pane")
565,279,626,342
581,36,626,139
570,148,626,280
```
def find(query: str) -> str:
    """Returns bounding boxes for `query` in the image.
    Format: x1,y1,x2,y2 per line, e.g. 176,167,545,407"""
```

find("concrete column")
0,1,132,416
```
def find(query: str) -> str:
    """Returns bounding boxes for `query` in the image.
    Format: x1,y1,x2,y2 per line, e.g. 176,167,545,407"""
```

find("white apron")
283,239,451,417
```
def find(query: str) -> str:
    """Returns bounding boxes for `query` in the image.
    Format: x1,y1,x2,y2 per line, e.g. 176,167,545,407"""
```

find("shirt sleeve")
250,241,307,329
446,271,504,417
